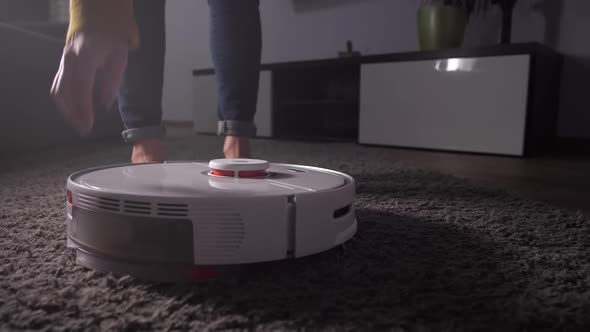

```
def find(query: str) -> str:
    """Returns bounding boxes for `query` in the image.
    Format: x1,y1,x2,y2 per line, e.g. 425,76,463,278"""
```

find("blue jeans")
118,0,262,143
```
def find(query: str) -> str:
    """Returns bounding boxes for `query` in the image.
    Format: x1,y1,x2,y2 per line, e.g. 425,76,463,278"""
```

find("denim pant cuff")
121,125,166,144
217,120,257,137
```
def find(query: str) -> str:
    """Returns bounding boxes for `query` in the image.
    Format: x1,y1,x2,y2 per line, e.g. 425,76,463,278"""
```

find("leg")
117,0,166,163
208,0,262,158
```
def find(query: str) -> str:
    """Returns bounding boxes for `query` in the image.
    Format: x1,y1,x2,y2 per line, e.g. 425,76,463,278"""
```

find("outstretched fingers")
70,50,99,136
50,32,131,136
51,50,79,133
50,43,99,136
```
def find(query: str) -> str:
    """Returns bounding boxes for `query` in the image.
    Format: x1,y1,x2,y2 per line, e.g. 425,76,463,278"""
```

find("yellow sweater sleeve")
67,0,140,49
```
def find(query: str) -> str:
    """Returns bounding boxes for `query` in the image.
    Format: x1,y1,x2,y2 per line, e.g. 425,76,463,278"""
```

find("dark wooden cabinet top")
193,42,560,76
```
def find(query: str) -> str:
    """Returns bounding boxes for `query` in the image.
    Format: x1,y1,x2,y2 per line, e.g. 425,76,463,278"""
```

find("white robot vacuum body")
65,159,357,281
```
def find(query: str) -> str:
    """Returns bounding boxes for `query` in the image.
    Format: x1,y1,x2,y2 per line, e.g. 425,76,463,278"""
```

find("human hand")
50,31,129,136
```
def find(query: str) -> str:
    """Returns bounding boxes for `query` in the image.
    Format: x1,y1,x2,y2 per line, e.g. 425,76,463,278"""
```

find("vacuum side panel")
295,185,356,258
191,196,289,265
70,207,194,264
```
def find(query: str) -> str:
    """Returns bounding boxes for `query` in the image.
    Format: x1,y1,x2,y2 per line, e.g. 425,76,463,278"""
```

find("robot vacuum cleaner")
65,159,357,282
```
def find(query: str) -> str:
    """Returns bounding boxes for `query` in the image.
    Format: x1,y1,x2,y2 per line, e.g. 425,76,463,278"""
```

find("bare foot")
131,138,164,163
223,136,251,159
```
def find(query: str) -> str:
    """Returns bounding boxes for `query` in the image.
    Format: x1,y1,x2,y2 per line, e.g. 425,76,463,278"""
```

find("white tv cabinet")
192,42,561,156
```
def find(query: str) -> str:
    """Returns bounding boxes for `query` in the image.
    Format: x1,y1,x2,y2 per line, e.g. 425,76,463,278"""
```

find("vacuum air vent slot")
333,204,352,219
76,193,121,212
156,203,189,217
123,200,152,215
158,203,188,207
124,209,151,215
125,200,150,206
158,212,189,217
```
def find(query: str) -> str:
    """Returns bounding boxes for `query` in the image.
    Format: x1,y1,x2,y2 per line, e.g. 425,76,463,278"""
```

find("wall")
163,0,590,138
162,0,419,122
162,0,210,122
0,0,49,22
260,0,418,63
523,0,590,139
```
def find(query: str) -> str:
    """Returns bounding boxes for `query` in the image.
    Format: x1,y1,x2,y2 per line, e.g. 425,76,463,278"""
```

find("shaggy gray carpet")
1,136,589,331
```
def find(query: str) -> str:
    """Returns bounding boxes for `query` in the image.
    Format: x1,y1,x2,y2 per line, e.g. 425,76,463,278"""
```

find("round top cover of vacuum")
68,159,350,198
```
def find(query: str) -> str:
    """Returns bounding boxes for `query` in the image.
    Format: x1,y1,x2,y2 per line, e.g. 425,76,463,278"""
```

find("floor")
350,144,590,215
2,133,589,330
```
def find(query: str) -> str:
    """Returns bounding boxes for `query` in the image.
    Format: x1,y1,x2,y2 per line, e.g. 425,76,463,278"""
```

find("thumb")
99,47,128,112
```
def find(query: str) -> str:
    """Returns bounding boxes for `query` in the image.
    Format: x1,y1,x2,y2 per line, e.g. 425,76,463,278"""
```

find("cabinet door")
359,55,531,156
192,70,272,137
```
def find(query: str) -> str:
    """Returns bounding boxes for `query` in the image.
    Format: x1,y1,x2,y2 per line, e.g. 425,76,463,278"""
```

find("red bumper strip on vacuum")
211,169,267,178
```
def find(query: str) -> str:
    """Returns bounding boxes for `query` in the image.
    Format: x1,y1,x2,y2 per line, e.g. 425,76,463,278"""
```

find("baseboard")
162,120,194,138
162,120,193,128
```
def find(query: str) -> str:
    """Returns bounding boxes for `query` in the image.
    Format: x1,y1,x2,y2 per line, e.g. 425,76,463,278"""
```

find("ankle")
223,136,251,159
131,138,164,163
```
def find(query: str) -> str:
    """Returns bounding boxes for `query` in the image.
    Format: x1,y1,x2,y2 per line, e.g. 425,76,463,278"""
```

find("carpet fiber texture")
1,136,589,331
